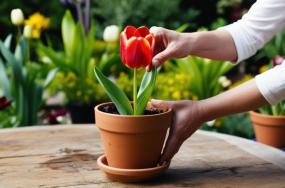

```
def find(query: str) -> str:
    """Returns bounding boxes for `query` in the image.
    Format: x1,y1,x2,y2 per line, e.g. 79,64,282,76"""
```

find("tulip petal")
124,26,137,39
145,33,154,46
125,37,152,68
120,33,127,64
135,26,150,37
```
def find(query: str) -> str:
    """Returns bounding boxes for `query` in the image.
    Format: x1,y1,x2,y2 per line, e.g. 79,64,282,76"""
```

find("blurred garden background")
1,0,285,140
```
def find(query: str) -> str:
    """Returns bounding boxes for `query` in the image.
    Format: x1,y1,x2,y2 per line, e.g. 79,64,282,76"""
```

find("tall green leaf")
0,59,11,98
62,10,76,58
94,66,133,115
0,41,24,86
136,68,158,115
4,34,12,49
15,37,28,64
44,69,58,88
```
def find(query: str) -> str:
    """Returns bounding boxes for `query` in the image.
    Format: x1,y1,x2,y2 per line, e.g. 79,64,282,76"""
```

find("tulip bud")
23,25,33,39
11,9,24,26
103,25,120,42
120,26,154,69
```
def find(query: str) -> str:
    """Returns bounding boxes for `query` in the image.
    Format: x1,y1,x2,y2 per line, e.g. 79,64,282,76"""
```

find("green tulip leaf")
0,58,11,98
44,69,58,88
94,66,133,115
136,68,158,115
0,41,24,87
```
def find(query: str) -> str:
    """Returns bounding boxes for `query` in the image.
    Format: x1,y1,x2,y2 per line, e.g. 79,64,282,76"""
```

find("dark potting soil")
100,104,164,115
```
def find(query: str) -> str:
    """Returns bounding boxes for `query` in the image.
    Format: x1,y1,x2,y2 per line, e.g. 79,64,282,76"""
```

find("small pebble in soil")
100,104,164,115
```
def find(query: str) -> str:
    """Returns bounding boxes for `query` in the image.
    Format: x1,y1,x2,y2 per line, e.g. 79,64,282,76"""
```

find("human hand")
150,99,203,164
147,27,192,71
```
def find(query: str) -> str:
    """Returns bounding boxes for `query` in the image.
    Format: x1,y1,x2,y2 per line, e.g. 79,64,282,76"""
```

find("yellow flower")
172,91,181,100
167,79,174,86
259,65,268,73
24,12,50,39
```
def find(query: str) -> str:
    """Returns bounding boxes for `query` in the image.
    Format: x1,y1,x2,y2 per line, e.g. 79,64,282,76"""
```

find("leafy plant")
94,67,157,115
38,10,100,103
0,35,56,126
166,56,233,99
94,26,158,115
256,30,285,60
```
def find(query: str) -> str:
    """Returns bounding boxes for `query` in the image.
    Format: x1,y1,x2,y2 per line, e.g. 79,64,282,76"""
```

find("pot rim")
95,102,172,118
250,110,285,120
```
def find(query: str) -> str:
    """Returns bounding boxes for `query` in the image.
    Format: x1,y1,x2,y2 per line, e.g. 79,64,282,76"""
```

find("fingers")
159,134,181,164
152,47,173,67
150,99,173,111
150,26,173,68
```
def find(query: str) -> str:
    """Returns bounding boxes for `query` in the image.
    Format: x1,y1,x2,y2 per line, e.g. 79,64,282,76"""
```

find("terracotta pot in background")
95,102,172,169
250,111,285,148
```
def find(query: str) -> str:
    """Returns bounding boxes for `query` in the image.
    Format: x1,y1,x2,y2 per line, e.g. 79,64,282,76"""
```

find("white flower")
11,9,24,26
103,25,120,42
218,76,231,88
206,120,216,127
23,25,32,39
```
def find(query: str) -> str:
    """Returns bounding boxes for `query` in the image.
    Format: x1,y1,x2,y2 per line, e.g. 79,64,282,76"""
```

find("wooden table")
0,125,284,188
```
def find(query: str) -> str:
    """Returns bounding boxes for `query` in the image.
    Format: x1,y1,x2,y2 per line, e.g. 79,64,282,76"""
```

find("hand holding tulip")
150,27,192,69
149,26,238,69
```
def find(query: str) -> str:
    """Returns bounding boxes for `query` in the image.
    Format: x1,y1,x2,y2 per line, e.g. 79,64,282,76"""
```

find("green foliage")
0,36,56,126
94,66,133,115
167,56,233,99
136,68,158,115
0,106,19,128
256,29,285,60
259,103,285,116
92,0,199,33
94,67,158,115
38,10,104,103
201,113,254,138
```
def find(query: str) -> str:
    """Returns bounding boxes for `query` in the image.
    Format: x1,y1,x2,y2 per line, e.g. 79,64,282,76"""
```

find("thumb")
152,47,173,67
150,99,172,111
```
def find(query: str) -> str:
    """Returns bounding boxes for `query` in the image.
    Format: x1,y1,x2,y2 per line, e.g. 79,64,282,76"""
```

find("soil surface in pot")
100,104,164,115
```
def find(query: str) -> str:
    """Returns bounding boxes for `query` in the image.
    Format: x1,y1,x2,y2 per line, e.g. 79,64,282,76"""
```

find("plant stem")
133,68,137,115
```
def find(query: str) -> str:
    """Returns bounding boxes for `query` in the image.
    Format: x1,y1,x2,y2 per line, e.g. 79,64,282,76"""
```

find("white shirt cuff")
255,62,285,104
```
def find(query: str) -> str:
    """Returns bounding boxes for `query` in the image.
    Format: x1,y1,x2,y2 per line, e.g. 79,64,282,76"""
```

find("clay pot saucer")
97,155,169,183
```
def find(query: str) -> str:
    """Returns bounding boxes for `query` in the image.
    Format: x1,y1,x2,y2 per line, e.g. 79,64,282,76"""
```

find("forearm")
184,29,237,62
199,79,268,122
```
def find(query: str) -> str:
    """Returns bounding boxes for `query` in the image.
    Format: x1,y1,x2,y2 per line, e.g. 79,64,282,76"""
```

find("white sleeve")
255,62,285,104
221,0,285,63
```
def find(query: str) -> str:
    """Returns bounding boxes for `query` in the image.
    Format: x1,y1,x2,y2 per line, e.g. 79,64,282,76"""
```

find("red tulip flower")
120,26,154,69
0,97,12,111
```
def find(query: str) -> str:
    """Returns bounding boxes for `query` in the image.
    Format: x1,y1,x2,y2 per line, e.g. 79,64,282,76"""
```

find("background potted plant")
0,34,56,126
250,56,285,148
94,26,172,170
38,8,103,123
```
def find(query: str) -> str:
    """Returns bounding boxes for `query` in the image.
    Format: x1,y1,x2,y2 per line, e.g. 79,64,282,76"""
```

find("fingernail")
152,59,159,67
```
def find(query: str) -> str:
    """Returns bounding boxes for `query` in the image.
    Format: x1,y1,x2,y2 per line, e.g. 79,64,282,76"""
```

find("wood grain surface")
0,125,284,188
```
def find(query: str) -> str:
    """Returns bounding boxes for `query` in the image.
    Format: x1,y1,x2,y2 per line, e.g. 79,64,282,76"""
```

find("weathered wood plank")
0,125,284,188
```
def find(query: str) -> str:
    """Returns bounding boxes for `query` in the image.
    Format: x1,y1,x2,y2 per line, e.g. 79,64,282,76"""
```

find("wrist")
180,32,198,55
197,98,217,123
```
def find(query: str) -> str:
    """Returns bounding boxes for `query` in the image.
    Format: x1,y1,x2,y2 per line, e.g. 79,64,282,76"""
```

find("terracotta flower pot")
250,111,285,148
95,102,172,169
